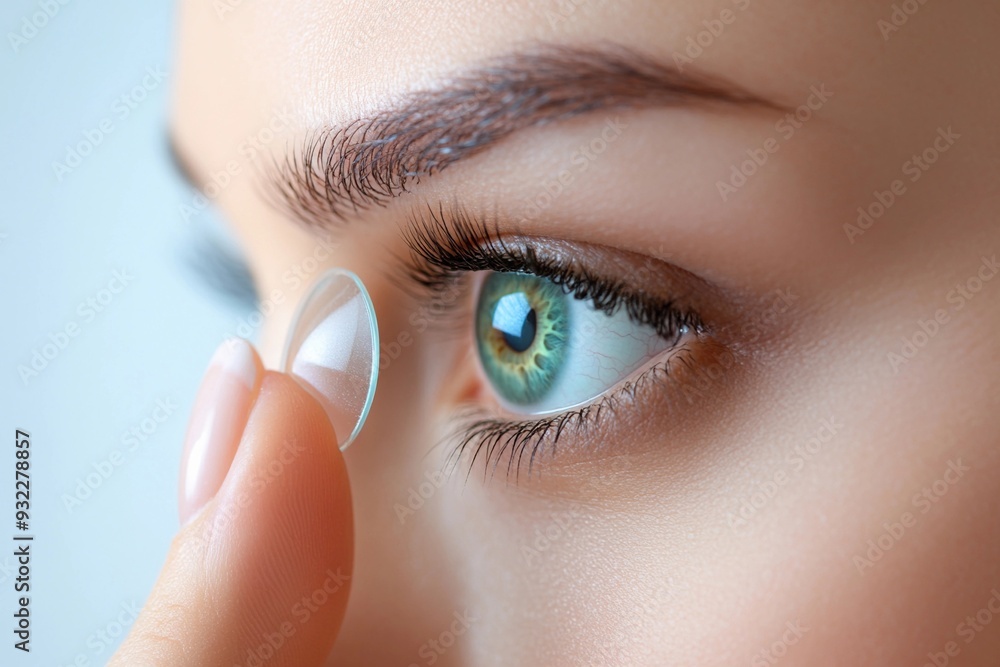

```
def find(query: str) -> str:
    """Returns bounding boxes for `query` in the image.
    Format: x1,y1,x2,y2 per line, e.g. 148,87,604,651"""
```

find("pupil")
502,308,537,353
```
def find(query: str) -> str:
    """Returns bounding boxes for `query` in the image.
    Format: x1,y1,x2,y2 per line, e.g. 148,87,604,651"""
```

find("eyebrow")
247,45,784,228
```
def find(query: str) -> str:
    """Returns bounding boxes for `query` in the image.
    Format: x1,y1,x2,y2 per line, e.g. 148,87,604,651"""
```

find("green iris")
475,272,570,406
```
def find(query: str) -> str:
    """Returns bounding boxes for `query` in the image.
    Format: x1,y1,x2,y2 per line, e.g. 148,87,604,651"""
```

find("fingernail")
179,338,262,524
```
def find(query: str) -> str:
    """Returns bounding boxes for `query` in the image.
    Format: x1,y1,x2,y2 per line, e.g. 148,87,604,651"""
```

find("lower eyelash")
440,345,696,484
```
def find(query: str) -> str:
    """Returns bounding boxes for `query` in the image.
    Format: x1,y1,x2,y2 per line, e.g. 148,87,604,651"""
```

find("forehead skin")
173,1,1000,665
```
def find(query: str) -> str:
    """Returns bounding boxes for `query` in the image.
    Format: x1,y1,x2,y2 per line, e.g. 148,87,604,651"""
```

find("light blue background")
0,1,253,663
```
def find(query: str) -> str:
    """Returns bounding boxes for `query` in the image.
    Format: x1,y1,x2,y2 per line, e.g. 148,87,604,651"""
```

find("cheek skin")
434,343,1000,666
693,306,1000,665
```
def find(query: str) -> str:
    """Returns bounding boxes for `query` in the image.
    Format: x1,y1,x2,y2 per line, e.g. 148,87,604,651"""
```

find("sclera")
281,269,379,450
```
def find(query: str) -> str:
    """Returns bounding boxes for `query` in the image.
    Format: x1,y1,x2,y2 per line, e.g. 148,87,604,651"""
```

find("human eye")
475,270,687,415
400,206,722,479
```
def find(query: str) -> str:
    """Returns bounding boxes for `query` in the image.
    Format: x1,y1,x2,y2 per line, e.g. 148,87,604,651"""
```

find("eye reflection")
475,271,674,415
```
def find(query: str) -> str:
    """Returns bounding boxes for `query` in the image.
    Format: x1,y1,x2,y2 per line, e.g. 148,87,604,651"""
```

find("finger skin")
112,372,354,666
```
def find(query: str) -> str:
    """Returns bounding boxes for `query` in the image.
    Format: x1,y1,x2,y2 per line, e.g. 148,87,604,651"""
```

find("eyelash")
442,351,693,484
399,205,706,481
401,205,703,340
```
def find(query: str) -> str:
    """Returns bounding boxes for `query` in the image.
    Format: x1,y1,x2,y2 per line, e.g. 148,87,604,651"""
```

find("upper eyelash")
400,204,704,342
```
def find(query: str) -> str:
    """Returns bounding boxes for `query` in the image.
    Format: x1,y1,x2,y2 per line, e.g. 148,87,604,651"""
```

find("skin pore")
172,0,1000,665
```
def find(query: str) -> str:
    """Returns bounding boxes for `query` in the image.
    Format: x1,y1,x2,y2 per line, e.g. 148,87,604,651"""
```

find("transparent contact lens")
281,269,379,450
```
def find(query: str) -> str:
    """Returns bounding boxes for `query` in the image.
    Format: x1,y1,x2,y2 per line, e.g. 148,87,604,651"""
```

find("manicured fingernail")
179,338,262,524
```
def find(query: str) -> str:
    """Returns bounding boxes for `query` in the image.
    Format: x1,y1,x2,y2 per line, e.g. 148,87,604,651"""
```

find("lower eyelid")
441,332,730,483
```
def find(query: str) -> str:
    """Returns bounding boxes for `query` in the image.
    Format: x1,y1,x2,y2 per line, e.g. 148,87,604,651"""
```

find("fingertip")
118,371,354,666
210,371,354,662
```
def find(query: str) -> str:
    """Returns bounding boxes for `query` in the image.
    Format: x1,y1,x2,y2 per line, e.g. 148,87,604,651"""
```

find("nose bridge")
326,267,468,665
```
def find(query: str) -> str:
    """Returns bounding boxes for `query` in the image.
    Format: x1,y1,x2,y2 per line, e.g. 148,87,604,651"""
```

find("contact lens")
281,269,379,450
475,272,570,406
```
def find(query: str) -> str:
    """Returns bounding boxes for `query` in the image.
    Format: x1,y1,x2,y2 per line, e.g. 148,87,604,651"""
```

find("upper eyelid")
397,204,706,341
